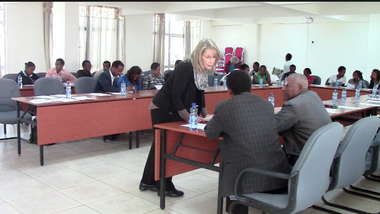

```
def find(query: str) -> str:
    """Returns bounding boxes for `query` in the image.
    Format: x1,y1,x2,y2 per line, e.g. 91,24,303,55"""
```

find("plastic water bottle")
66,81,71,99
17,74,23,89
372,86,377,98
223,78,227,90
335,80,339,88
58,73,62,82
214,77,218,89
121,81,126,96
357,80,363,90
259,77,263,88
332,89,338,106
341,88,347,105
189,103,198,131
277,79,282,87
268,93,275,107
354,88,360,104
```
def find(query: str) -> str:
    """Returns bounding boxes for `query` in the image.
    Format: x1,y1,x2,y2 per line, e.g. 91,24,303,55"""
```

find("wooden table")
309,85,371,101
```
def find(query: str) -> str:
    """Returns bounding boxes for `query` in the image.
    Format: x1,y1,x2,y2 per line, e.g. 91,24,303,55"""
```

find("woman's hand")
198,116,204,123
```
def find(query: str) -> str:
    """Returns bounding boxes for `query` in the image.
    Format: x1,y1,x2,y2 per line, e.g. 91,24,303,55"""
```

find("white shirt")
328,75,346,86
283,60,292,74
109,70,115,85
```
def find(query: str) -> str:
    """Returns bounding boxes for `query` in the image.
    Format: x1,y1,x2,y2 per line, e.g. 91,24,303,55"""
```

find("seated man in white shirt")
325,66,346,87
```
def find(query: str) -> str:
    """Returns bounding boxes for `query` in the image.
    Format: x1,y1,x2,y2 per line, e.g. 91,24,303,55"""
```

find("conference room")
1,2,380,214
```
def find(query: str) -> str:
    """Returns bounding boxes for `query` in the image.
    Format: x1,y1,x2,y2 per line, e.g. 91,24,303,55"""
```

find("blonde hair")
187,38,221,74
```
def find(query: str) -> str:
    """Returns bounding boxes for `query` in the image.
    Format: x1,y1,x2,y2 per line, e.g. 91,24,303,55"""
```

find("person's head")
188,38,221,74
289,64,296,73
226,70,251,96
110,60,124,77
352,70,363,81
240,63,250,73
103,60,111,71
282,73,308,101
126,66,142,82
337,66,346,78
24,61,36,76
230,56,239,65
252,61,260,71
150,62,160,76
55,58,65,72
303,68,312,77
371,69,380,82
174,60,183,68
259,65,267,75
82,60,92,72
285,53,292,61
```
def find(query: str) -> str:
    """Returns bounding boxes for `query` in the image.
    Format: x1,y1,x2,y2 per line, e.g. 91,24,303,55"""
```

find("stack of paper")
181,123,207,131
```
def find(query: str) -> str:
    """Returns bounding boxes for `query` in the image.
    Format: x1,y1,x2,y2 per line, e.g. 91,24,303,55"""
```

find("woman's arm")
266,72,271,84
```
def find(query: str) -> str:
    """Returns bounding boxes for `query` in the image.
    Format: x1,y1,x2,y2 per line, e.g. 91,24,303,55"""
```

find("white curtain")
184,20,201,57
153,13,165,72
79,5,125,72
43,2,53,70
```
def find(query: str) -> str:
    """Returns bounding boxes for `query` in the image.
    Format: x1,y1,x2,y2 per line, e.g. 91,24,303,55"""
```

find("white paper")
53,98,77,102
203,115,214,122
154,85,163,90
29,99,57,104
34,95,55,99
181,123,207,131
87,93,112,96
337,105,360,110
50,94,67,98
325,108,341,114
71,96,95,100
345,83,355,89
358,103,380,107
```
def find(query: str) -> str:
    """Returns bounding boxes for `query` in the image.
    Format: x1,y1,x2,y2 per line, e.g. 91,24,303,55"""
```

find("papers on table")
154,85,163,90
87,93,112,96
325,108,341,114
345,83,356,89
71,96,95,101
28,94,95,104
203,115,214,122
181,123,207,131
337,105,361,110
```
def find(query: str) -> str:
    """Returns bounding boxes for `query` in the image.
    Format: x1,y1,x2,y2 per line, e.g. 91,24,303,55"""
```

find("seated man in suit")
281,64,296,81
204,70,292,214
275,73,332,159
94,60,111,78
325,65,347,87
46,58,77,83
94,60,124,93
77,60,92,78
142,62,165,90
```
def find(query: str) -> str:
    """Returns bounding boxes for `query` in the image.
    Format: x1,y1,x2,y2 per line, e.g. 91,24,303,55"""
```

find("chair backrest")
329,116,380,190
2,73,18,81
34,77,65,96
324,78,330,86
224,53,233,65
364,79,370,87
35,72,47,78
71,72,79,78
311,75,321,85
225,47,233,55
235,47,244,62
74,77,97,94
290,122,343,213
0,78,21,112
364,128,380,175
208,74,216,86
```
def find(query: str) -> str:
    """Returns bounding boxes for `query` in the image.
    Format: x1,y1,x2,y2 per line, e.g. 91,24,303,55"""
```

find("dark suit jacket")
93,70,120,92
152,61,206,119
204,92,292,197
77,69,92,78
16,71,39,85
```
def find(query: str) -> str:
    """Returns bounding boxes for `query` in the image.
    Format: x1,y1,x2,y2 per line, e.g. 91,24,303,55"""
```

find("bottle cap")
192,102,196,106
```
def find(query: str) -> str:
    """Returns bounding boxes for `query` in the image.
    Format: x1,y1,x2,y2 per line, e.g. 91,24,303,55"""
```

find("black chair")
35,72,47,78
208,74,216,86
71,72,79,78
311,75,321,85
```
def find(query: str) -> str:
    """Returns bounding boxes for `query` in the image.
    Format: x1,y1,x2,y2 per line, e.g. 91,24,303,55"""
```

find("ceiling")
78,1,380,24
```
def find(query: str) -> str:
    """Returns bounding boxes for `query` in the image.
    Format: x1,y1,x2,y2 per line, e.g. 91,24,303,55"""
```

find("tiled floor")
0,124,379,214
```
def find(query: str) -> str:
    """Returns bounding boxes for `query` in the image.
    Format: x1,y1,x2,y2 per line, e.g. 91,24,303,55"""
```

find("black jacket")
15,71,39,85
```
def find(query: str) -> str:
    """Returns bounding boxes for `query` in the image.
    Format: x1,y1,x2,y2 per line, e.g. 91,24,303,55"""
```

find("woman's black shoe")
139,182,158,192
157,188,184,197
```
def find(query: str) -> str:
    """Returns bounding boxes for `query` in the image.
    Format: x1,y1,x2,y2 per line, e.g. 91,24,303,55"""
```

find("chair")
71,72,79,78
35,72,47,78
0,78,32,140
235,47,244,63
228,122,343,214
74,77,97,94
224,47,233,55
2,73,18,80
224,53,233,67
34,77,65,96
364,79,370,87
312,116,380,214
311,75,321,85
208,74,216,86
324,78,331,86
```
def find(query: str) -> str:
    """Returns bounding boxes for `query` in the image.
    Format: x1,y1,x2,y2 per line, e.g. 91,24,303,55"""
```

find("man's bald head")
282,73,308,100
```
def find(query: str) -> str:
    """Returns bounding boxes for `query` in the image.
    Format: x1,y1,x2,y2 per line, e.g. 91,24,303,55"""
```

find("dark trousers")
225,186,288,214
140,108,181,190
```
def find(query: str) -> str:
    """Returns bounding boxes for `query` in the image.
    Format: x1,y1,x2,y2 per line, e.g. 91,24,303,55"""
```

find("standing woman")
368,69,380,90
16,61,39,85
139,38,220,197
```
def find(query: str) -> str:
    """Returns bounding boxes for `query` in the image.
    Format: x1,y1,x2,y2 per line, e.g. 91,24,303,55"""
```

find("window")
164,14,185,71
0,3,5,77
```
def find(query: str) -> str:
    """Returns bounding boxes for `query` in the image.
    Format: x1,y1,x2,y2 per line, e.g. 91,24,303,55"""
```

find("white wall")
5,2,46,74
124,14,154,73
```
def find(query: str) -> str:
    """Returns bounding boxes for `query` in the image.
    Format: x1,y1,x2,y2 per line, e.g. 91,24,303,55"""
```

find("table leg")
40,145,44,166
16,101,21,156
217,163,223,214
160,129,166,210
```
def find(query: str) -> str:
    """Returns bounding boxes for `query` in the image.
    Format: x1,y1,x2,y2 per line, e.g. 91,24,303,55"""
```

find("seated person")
369,68,380,90
142,62,165,90
347,70,368,89
16,61,39,85
77,60,92,78
46,58,77,83
325,65,346,87
94,60,111,78
94,60,124,93
224,56,241,74
275,73,332,156
117,65,143,92
204,70,292,214
164,59,183,81
303,67,314,85
253,65,271,85
240,63,250,74
248,61,259,77
281,64,296,81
